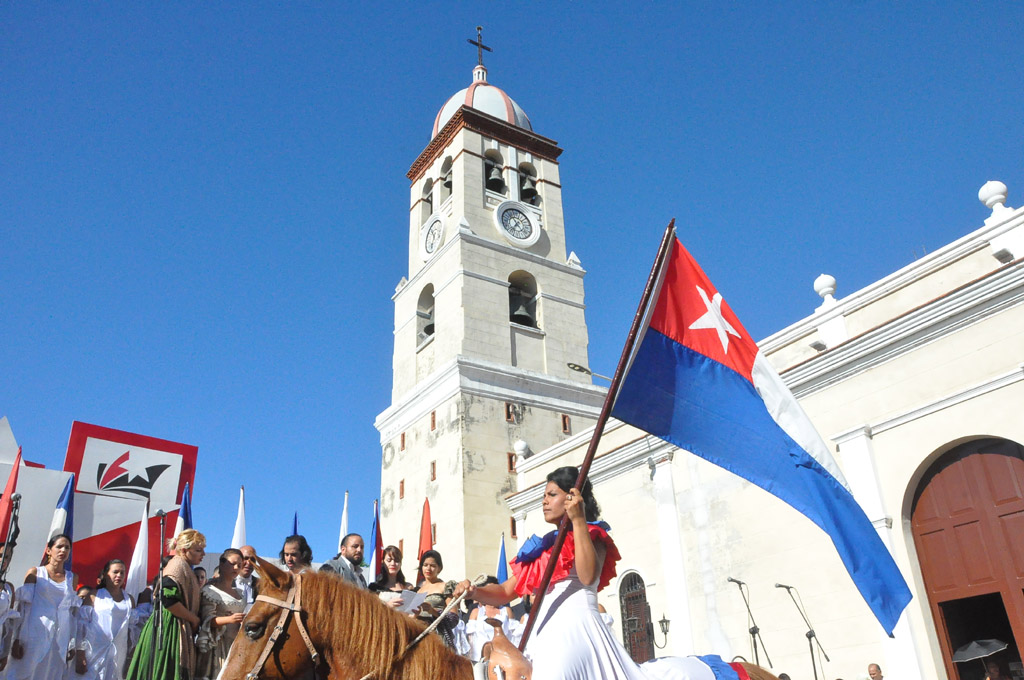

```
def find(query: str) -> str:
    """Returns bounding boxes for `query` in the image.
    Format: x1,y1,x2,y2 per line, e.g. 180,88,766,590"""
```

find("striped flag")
47,475,75,570
366,499,383,581
173,482,193,539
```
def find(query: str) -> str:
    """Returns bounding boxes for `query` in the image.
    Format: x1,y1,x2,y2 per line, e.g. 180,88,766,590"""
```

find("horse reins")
244,573,321,680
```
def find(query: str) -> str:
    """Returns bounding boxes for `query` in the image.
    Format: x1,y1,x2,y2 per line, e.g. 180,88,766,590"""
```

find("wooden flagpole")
517,219,678,651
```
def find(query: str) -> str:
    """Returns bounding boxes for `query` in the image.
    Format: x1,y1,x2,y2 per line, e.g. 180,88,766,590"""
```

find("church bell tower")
375,37,605,579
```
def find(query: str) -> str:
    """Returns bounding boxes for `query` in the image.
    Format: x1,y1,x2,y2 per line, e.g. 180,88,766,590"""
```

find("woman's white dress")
8,567,80,680
80,589,132,680
523,548,728,680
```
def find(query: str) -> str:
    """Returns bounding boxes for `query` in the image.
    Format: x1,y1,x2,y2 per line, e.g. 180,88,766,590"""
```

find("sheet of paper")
394,590,428,613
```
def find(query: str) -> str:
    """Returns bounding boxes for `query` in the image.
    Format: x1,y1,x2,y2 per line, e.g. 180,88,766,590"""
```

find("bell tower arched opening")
911,437,1024,678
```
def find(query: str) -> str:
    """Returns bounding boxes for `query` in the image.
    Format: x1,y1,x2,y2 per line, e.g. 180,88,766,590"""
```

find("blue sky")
3,2,1022,562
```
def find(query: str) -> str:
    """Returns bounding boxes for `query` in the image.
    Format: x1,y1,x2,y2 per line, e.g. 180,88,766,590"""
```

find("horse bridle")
244,573,321,680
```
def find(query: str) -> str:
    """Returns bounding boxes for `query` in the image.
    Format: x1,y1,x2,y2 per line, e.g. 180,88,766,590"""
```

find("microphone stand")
151,510,167,680
779,585,829,680
729,580,771,668
0,494,22,588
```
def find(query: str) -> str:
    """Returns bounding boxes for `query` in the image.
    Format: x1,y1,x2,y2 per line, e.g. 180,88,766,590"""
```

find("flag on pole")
231,486,246,549
174,482,193,539
337,490,349,553
292,512,298,536
366,499,383,581
0,449,23,543
496,533,508,582
416,498,432,584
610,232,912,635
47,475,76,569
124,503,149,601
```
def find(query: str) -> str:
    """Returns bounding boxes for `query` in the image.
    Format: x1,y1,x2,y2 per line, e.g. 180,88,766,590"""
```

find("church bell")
520,175,538,202
486,165,504,192
509,293,534,327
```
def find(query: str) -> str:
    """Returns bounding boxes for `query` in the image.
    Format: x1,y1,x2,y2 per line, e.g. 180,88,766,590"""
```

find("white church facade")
377,51,1024,680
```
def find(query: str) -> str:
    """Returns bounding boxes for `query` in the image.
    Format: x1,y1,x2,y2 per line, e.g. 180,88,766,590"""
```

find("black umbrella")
953,639,1008,678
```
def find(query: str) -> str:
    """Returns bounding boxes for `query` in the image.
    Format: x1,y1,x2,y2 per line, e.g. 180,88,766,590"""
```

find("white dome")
432,65,532,137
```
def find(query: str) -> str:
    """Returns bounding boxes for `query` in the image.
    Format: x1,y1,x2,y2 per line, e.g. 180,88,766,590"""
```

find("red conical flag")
416,497,432,584
0,449,23,542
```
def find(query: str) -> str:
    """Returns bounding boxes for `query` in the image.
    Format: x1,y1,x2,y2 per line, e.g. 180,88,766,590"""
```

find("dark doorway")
619,572,656,663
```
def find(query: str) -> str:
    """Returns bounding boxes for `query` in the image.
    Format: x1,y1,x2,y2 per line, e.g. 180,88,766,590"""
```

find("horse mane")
301,571,473,680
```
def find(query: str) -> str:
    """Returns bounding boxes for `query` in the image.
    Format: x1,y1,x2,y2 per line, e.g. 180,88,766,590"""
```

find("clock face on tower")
493,200,541,247
420,217,444,261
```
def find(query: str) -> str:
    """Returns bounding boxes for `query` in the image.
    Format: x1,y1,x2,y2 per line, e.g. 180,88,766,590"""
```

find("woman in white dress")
194,549,245,680
9,534,83,680
456,467,737,680
80,560,133,680
464,577,517,662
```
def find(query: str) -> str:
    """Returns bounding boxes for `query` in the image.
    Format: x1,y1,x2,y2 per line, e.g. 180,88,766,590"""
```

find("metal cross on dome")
467,25,492,66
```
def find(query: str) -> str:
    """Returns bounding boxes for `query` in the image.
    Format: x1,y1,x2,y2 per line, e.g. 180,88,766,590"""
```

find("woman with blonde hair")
126,528,205,680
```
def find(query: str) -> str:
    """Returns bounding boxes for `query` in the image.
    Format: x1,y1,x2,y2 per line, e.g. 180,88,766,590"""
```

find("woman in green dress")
127,528,205,680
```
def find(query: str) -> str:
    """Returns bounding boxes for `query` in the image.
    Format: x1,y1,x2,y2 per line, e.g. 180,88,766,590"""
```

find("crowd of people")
0,466,948,680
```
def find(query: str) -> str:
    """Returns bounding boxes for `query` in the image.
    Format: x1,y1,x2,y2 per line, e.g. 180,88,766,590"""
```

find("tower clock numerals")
420,217,444,261
501,208,532,239
493,201,540,248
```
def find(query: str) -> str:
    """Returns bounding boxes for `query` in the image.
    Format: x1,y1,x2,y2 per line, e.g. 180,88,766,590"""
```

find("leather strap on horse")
245,573,321,680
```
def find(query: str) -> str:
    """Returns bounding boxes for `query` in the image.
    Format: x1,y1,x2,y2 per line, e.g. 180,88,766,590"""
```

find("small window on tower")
518,162,540,206
399,539,403,553
421,178,434,223
430,411,436,431
417,285,435,345
431,523,437,544
507,451,516,472
510,517,518,539
508,271,539,328
504,402,515,423
561,414,571,435
400,432,406,451
440,157,453,203
430,460,436,481
399,479,405,499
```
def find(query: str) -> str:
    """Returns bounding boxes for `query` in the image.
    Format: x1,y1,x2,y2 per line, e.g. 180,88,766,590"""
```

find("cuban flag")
47,475,76,569
173,482,193,539
367,499,383,581
610,233,911,635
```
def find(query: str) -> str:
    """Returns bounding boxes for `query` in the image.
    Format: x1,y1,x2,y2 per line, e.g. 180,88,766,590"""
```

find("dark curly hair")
280,535,313,566
546,466,601,522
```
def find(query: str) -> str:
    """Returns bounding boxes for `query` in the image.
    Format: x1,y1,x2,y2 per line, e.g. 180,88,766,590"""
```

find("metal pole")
518,220,677,652
150,510,167,680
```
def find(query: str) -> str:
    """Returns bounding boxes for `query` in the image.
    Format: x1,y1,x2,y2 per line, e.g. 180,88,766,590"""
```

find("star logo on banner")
688,285,740,353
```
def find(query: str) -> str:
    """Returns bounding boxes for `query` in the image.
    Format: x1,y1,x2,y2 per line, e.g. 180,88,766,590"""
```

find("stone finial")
567,251,583,269
979,180,1008,211
814,273,837,303
513,439,530,459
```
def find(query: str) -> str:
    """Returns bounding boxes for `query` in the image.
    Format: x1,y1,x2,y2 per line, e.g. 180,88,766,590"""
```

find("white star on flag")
688,285,740,353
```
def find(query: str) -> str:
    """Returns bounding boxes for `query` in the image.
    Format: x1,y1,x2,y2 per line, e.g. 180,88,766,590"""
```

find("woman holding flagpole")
126,528,204,680
8,533,83,680
455,467,725,680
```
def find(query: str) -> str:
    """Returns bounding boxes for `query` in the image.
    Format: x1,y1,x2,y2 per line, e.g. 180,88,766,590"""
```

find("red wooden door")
911,438,1024,679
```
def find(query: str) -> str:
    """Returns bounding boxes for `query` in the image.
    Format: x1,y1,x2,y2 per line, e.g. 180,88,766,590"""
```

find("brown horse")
219,558,780,680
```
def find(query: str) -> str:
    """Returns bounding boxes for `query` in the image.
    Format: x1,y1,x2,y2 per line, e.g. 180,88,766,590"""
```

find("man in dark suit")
320,533,367,588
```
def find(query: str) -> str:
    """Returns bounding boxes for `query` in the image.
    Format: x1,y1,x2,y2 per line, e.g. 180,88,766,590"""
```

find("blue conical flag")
292,511,298,536
174,482,193,538
496,532,508,582
47,475,75,570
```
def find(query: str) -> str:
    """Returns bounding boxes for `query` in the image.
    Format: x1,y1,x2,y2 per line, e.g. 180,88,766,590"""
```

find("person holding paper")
368,546,412,608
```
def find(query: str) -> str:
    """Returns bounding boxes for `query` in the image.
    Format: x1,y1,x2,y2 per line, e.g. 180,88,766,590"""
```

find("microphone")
727,577,745,585
10,494,19,502
775,583,793,590
155,509,167,518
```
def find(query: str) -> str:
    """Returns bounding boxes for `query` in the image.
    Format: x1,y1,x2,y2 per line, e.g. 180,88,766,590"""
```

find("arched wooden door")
911,438,1024,679
619,572,656,663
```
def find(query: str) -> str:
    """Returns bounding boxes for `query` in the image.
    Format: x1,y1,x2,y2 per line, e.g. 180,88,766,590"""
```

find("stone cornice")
374,356,606,443
408,107,563,183
782,259,1024,398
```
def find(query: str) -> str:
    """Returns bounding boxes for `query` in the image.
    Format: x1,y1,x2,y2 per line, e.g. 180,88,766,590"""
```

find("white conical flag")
231,486,246,549
124,503,149,601
337,490,349,553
